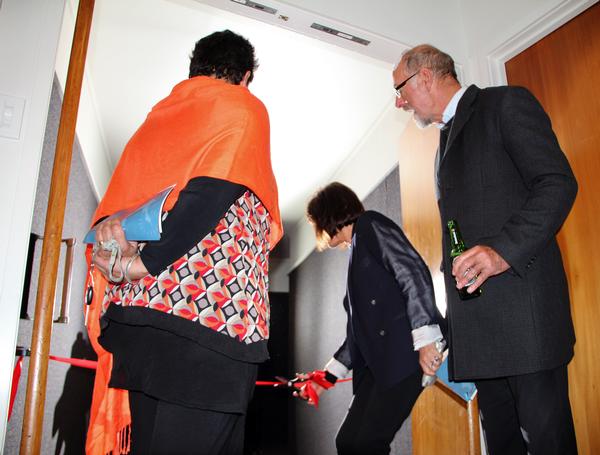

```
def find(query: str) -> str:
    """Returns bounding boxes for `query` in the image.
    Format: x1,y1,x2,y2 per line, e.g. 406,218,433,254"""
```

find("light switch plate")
0,94,26,140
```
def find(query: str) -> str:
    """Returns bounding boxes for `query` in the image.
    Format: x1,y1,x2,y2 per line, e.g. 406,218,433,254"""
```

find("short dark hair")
306,182,365,250
189,30,258,84
401,44,458,81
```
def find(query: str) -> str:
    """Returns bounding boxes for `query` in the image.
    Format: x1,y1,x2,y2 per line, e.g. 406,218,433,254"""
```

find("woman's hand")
293,372,325,406
92,219,143,282
419,342,443,376
95,218,138,257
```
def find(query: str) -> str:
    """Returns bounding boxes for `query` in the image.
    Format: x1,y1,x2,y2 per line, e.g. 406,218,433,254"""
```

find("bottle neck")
449,228,465,255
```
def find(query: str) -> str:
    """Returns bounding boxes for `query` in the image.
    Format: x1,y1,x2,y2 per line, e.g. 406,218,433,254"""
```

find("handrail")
19,1,95,453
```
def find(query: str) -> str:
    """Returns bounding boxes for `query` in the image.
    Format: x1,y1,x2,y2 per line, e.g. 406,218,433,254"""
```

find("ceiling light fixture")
230,0,277,15
310,23,370,46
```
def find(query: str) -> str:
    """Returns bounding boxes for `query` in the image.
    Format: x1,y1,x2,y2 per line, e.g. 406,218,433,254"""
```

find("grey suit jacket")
438,85,577,380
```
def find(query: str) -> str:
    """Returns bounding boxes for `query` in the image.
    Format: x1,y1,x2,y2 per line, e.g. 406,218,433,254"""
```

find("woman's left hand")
419,342,442,376
95,219,138,256
92,219,140,282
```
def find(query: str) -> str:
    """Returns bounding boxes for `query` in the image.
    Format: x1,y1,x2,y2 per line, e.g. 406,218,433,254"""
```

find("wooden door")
398,122,481,455
506,3,600,454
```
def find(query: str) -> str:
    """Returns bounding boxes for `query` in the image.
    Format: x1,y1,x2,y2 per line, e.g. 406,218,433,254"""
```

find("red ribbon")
8,355,97,421
297,371,350,407
256,372,352,408
9,356,23,421
48,355,98,370
308,370,336,390
9,354,348,421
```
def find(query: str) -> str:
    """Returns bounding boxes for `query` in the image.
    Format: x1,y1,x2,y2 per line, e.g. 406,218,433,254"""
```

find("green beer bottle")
447,219,482,300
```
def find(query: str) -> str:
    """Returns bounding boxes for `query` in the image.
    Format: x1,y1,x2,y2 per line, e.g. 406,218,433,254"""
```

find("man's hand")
419,342,442,376
451,245,509,294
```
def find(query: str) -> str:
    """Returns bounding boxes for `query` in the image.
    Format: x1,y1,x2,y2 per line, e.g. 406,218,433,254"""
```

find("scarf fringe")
113,424,131,454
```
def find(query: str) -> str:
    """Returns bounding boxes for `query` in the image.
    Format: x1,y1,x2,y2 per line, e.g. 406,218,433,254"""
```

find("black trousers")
335,368,423,455
475,364,577,455
128,390,247,455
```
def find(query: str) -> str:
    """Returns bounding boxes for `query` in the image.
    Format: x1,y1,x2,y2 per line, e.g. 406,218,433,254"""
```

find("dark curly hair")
307,182,365,250
189,30,258,84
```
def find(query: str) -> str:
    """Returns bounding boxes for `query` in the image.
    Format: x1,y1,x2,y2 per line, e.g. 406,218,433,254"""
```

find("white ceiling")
52,0,591,283
76,0,407,227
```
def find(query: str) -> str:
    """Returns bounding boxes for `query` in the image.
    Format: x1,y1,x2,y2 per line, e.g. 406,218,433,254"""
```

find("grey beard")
413,113,432,129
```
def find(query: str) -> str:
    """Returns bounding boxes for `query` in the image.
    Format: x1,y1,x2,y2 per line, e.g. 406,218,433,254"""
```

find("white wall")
0,0,66,450
55,0,111,200
287,104,411,271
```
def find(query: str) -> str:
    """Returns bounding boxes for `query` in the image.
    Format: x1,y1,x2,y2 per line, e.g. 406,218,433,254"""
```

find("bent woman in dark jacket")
298,182,445,455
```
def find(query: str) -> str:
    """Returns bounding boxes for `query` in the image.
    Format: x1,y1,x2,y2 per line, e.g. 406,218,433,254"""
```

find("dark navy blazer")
333,211,444,390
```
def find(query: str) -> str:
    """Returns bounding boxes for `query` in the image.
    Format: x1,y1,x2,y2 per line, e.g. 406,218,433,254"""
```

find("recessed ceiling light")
311,23,370,46
230,0,277,15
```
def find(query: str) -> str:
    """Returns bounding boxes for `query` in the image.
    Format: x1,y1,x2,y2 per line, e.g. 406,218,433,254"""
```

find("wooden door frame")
487,0,597,85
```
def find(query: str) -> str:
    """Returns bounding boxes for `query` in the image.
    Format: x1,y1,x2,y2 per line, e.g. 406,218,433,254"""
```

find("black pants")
475,364,577,455
336,369,423,455
128,391,247,455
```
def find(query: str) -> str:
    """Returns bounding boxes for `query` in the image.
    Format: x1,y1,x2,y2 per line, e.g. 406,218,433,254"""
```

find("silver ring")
466,274,479,286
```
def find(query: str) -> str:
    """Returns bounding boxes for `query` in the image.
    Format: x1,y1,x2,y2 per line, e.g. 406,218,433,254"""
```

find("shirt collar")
441,86,467,125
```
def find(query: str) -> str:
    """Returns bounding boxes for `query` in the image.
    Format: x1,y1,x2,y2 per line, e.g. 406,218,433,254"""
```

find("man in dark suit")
393,44,578,454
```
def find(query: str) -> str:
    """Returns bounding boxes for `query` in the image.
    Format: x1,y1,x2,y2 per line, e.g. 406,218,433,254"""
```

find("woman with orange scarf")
85,30,281,454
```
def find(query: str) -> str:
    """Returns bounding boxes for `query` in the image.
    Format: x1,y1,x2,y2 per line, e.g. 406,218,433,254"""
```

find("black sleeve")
140,176,246,275
333,337,353,370
332,295,353,369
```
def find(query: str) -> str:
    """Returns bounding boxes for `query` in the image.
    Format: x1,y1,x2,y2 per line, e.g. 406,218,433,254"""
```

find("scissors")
274,375,320,406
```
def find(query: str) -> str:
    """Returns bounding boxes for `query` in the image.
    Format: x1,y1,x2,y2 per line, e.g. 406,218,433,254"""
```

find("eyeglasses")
394,71,419,97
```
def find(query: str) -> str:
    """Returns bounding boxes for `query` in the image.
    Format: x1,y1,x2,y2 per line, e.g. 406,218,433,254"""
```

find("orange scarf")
85,76,281,454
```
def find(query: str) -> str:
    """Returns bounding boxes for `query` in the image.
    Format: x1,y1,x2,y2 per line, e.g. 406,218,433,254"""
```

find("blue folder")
83,185,175,244
436,358,477,402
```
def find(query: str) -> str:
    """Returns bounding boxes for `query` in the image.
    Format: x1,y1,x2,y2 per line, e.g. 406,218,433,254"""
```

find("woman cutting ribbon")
297,182,444,455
